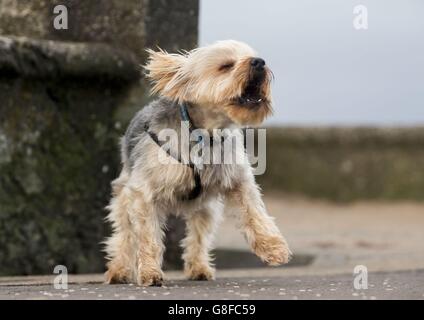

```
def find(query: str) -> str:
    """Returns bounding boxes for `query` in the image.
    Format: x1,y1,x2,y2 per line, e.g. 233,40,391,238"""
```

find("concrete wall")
259,127,424,202
0,0,198,276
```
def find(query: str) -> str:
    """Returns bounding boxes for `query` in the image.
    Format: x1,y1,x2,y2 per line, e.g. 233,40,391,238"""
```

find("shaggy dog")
105,40,291,286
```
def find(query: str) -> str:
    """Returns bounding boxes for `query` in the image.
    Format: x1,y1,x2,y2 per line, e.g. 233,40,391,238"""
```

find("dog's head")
144,40,273,126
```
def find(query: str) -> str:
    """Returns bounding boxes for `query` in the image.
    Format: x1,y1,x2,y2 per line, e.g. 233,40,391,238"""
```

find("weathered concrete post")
0,0,198,275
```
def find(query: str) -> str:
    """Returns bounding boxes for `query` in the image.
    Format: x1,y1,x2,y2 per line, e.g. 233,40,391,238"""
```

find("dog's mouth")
232,74,267,107
236,87,265,106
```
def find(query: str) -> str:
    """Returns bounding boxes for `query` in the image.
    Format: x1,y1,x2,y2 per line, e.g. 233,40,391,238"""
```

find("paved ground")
1,269,423,300
218,195,424,273
1,196,423,300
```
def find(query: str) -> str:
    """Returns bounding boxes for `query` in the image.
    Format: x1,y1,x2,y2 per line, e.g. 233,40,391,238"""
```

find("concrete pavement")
1,269,423,300
1,196,424,300
218,195,424,273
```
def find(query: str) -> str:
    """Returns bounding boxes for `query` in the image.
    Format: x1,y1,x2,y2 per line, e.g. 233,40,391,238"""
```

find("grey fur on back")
121,97,247,196
123,98,180,169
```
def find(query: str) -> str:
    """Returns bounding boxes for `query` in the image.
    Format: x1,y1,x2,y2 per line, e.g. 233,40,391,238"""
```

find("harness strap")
145,102,202,201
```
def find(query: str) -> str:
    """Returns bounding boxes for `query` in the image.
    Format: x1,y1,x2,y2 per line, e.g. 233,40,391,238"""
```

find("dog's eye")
219,62,235,71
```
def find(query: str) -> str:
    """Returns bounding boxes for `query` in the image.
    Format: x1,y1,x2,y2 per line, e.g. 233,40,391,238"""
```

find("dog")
104,40,291,286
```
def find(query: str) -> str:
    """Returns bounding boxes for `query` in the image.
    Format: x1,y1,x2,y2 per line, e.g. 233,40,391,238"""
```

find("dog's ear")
144,48,188,101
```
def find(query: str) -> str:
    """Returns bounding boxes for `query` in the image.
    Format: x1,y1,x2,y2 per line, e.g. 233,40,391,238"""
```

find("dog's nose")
251,57,266,70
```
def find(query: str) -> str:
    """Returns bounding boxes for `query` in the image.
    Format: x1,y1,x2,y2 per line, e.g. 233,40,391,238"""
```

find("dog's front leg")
182,202,223,280
228,180,292,266
130,191,166,286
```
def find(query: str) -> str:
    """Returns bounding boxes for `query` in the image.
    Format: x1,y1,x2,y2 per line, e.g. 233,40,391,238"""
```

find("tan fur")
105,40,291,286
144,40,273,125
104,172,135,284
227,181,291,266
182,202,223,280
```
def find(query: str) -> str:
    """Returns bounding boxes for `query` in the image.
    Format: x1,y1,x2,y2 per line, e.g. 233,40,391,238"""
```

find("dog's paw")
253,235,292,266
185,264,215,281
105,266,130,284
137,270,164,287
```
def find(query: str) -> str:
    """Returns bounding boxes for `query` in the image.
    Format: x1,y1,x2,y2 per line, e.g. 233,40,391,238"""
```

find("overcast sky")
200,0,424,126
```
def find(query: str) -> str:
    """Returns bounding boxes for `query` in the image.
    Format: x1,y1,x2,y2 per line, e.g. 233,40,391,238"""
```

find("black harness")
145,102,203,201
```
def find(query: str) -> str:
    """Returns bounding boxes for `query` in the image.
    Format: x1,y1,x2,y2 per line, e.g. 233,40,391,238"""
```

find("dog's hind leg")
106,180,166,286
131,192,167,286
181,200,223,280
104,170,137,284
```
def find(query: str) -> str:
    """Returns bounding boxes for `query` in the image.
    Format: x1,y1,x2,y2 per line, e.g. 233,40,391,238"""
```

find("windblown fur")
104,40,291,286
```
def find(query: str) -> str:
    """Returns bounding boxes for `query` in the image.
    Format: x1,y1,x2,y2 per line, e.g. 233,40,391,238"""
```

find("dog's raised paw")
254,235,292,266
